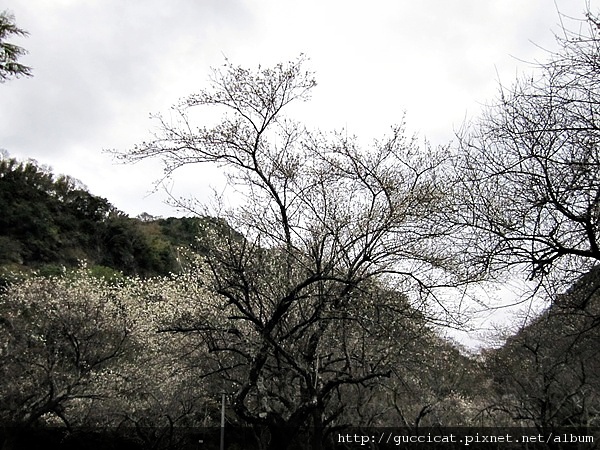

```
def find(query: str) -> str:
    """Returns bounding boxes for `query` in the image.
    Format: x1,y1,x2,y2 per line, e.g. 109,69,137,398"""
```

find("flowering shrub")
0,270,132,427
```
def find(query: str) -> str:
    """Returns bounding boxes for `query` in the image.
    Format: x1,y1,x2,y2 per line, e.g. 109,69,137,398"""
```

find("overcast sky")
2,0,596,348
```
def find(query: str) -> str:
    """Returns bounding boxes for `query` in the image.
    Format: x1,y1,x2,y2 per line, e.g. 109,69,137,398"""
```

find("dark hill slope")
0,155,213,278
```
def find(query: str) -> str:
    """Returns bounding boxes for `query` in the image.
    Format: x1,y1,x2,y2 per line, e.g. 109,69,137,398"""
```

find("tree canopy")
0,154,219,280
120,55,480,449
454,11,600,294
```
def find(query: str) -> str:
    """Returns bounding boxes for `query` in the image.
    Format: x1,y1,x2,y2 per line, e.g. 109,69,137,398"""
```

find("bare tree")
121,56,468,449
454,10,600,293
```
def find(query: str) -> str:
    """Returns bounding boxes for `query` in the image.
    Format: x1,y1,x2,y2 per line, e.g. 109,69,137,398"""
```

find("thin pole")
220,393,225,450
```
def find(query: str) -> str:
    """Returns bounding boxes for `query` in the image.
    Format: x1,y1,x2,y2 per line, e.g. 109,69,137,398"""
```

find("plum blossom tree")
0,269,132,437
121,56,471,449
0,263,221,449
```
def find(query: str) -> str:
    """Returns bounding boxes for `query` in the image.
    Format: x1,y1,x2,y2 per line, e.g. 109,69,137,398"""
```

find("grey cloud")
1,0,253,159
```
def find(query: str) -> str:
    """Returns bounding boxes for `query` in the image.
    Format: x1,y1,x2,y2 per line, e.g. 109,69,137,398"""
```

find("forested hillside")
481,268,600,430
0,155,217,281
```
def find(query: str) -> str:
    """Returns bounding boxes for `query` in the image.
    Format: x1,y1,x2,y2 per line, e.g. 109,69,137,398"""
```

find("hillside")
0,155,212,280
480,267,600,428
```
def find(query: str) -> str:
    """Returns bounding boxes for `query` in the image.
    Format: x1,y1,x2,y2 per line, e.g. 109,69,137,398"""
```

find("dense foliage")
0,10,32,83
0,154,218,280
0,154,486,447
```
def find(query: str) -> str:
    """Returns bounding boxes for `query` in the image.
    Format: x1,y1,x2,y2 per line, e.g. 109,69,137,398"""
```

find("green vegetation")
0,154,219,282
0,10,32,83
